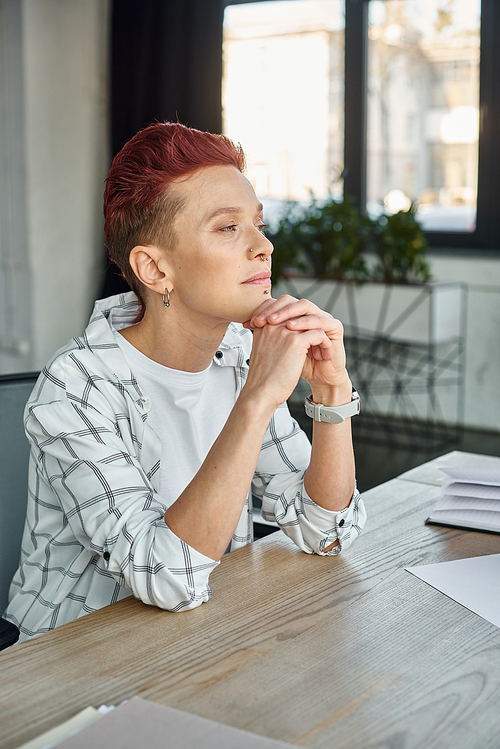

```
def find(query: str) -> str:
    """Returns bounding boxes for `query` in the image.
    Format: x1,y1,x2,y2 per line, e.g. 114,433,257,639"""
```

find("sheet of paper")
429,510,500,532
441,467,500,486
406,553,500,629
54,697,297,749
16,707,101,749
442,482,500,500
435,495,500,513
398,451,500,486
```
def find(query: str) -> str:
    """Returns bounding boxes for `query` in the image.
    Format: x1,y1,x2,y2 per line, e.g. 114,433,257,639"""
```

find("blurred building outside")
223,0,480,233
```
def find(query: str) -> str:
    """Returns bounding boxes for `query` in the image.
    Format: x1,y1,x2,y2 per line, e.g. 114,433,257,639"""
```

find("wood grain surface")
1,452,500,749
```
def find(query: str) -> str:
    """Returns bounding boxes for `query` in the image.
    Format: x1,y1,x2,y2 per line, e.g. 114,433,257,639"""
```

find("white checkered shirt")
4,293,366,641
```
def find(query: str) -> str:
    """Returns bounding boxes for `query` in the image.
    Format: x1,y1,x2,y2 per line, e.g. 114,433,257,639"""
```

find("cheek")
177,254,215,284
195,255,243,284
174,236,244,293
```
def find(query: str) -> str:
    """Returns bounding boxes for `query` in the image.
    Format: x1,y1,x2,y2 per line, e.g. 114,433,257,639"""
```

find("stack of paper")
17,698,297,749
426,467,500,534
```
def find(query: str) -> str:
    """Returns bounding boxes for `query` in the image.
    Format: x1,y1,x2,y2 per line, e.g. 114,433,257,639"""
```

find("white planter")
272,279,465,345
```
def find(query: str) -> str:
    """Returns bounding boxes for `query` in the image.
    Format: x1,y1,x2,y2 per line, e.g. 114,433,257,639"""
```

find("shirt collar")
80,293,146,407
215,322,251,368
86,292,250,376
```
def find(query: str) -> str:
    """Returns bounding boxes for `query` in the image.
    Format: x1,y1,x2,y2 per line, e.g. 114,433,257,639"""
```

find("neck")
119,300,229,373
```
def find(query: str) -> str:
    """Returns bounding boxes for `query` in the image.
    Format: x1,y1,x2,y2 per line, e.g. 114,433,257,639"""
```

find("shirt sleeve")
26,398,219,612
253,401,367,555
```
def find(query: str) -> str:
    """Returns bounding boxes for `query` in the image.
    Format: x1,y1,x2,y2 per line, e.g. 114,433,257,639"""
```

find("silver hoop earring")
162,289,170,308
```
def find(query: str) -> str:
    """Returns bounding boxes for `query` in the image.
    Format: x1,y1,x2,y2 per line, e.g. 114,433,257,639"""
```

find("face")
162,165,273,326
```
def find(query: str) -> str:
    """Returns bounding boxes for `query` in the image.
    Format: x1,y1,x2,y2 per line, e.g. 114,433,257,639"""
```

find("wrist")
311,378,352,407
305,386,360,424
237,384,278,424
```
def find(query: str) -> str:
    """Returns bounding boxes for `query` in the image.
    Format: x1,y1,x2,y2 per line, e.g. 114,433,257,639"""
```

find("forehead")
172,165,260,223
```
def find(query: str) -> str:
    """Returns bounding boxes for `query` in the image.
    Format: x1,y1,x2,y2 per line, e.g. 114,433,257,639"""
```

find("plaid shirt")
5,293,366,641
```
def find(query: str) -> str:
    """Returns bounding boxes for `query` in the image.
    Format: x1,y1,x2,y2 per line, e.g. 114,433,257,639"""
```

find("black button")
338,519,345,527
246,358,250,366
103,551,110,561
215,351,223,359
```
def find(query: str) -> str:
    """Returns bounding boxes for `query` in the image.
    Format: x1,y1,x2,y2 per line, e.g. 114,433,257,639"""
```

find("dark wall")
103,0,225,297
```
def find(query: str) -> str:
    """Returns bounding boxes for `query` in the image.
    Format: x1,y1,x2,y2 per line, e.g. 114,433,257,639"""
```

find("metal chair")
0,371,39,649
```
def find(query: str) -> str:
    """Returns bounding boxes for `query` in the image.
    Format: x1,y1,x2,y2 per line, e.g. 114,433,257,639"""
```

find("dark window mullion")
343,0,368,211
474,0,500,250
420,0,499,251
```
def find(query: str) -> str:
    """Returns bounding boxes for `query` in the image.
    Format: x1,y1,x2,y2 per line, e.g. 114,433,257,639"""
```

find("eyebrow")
205,203,264,222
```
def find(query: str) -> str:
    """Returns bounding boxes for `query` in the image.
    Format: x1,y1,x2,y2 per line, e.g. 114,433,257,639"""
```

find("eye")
257,224,268,234
220,224,237,232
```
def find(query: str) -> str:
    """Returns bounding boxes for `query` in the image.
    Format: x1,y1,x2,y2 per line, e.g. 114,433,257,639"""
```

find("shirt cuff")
110,518,220,611
301,483,365,555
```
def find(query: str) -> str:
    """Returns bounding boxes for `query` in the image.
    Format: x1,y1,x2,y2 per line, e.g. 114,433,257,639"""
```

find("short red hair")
104,122,246,307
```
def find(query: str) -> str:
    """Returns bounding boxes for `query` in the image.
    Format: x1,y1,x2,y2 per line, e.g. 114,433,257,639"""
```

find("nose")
249,230,273,262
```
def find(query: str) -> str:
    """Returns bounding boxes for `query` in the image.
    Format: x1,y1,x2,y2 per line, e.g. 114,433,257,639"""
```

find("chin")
232,297,269,324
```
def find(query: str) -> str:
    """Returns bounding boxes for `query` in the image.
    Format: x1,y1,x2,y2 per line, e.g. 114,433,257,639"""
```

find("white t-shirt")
113,330,237,505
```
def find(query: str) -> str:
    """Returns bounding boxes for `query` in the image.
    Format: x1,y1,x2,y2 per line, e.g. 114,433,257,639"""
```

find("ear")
129,245,174,295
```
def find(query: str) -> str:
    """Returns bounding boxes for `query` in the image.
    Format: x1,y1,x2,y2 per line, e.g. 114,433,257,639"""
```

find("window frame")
223,0,500,250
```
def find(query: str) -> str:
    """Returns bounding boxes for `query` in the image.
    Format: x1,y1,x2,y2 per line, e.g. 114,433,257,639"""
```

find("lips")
243,271,271,285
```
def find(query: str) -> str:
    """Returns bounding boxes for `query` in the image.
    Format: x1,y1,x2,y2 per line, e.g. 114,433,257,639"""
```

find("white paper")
436,495,500,513
15,707,101,749
442,482,500,500
429,469,500,531
406,554,500,629
54,698,297,749
398,452,500,487
441,467,500,486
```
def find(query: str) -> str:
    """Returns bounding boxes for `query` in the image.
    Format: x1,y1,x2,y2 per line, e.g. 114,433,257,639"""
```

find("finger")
243,297,277,329
298,328,333,357
246,316,289,331
309,343,330,360
266,298,332,325
286,314,328,331
311,343,332,360
250,294,299,326
286,315,343,340
315,344,331,360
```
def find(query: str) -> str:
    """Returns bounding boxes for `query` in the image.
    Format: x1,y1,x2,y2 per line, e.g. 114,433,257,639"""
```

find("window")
223,1,345,223
367,0,480,233
223,0,500,249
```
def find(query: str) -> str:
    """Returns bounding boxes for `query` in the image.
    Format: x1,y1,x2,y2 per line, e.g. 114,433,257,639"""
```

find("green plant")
269,195,431,285
371,206,431,284
269,194,370,284
267,201,309,284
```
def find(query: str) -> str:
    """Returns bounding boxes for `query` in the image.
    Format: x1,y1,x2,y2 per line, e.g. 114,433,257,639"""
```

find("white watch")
304,388,360,424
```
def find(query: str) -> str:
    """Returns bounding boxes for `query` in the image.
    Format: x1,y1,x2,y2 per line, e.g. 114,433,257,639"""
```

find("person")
4,122,366,642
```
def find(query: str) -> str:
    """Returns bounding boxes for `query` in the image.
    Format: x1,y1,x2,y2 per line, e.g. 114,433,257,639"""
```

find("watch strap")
304,389,360,424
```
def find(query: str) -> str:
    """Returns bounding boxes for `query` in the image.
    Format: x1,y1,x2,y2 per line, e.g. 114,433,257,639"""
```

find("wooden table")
2,451,500,749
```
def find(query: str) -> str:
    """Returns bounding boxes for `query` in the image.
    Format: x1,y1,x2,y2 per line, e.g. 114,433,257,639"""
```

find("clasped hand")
242,295,350,409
